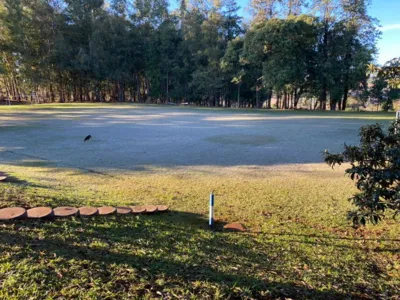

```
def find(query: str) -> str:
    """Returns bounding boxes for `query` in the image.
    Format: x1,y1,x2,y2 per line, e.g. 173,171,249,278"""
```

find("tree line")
0,0,381,110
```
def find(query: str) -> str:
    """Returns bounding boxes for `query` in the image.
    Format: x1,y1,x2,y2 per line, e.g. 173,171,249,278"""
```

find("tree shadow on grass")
0,211,386,299
0,173,49,189
247,232,400,250
0,183,85,209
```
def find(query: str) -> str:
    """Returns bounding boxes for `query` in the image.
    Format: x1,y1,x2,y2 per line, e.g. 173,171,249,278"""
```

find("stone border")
79,207,98,217
0,171,8,182
0,205,170,221
27,207,54,219
116,206,132,214
54,207,79,217
0,207,27,220
98,206,117,215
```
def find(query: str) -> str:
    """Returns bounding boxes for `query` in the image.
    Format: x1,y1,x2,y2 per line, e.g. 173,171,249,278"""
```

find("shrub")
323,121,400,226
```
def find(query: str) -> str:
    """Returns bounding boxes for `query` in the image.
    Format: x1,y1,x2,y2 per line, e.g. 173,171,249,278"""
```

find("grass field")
0,104,399,299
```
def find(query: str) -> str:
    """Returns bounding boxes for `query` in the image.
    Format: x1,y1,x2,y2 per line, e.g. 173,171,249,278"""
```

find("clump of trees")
324,122,400,226
371,57,400,89
368,57,400,111
0,0,379,110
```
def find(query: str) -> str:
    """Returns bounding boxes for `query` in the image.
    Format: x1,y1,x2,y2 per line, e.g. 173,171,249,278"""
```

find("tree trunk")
290,91,294,109
319,85,327,110
267,89,272,109
79,81,83,102
118,82,125,102
342,83,349,111
276,93,279,109
319,20,329,111
166,73,169,103
314,98,319,110
73,84,77,102
284,92,288,109
293,89,300,109
58,72,64,103
237,84,240,108
256,88,259,108
330,100,336,110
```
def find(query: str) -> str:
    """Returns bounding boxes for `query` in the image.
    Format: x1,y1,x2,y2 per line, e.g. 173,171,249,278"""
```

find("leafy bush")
323,121,400,226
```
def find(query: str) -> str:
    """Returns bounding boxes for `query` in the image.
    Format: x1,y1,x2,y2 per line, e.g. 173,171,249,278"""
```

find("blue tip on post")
209,191,214,229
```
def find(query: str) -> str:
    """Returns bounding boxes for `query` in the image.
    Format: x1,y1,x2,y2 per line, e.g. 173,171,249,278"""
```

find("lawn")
0,104,399,299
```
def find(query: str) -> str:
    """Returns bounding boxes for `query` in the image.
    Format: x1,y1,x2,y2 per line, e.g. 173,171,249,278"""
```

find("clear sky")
171,0,399,65
370,0,400,65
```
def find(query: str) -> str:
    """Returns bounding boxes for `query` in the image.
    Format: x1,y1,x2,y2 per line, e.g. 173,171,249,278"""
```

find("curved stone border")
0,207,27,220
116,206,132,214
0,204,171,221
54,206,79,217
157,205,169,212
98,206,116,215
143,205,158,214
79,207,98,217
131,206,146,214
27,207,53,219
0,172,7,182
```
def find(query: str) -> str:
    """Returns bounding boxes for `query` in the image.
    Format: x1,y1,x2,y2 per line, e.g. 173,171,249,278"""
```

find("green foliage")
0,0,378,108
379,57,400,89
324,121,400,226
248,16,317,104
369,76,390,111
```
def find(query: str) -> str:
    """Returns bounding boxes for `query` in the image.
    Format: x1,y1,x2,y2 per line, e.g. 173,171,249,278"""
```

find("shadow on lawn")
0,173,49,189
248,232,400,249
0,211,387,299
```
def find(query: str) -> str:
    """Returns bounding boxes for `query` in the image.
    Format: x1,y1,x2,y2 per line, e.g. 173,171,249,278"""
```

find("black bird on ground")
84,135,92,142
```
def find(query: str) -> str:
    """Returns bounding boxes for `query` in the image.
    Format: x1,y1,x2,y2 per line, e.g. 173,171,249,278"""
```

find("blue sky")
370,0,400,65
172,0,399,65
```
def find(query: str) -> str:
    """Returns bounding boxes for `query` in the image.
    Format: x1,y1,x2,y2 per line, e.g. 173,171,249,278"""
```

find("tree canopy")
0,0,382,109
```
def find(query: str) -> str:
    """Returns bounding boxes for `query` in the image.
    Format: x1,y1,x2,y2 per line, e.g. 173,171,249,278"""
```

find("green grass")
0,163,399,299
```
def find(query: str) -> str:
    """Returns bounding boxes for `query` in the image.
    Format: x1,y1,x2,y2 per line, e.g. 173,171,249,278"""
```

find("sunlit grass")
0,102,396,120
0,163,399,299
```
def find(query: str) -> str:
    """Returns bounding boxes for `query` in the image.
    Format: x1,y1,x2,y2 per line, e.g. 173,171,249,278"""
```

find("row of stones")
0,172,7,182
0,205,169,220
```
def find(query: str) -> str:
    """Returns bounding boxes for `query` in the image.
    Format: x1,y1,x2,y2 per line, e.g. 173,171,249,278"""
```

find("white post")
209,191,214,229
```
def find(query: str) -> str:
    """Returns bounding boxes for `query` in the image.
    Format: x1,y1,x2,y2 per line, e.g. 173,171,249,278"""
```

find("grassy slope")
0,104,399,299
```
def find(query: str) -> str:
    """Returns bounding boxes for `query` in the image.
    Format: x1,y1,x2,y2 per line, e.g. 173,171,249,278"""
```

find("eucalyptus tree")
337,0,378,110
311,0,341,109
250,0,281,23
